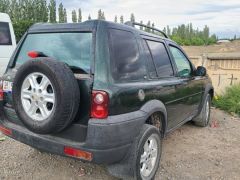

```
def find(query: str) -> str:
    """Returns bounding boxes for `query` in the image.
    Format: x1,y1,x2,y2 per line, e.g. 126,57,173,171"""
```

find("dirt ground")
0,108,240,180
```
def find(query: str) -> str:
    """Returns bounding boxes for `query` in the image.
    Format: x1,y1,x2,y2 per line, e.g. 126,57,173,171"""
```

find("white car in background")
0,13,16,75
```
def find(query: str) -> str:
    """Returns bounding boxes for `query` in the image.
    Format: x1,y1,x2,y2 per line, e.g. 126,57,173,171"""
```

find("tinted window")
15,33,92,73
169,46,191,77
109,29,144,81
143,41,157,78
146,40,173,77
0,22,12,45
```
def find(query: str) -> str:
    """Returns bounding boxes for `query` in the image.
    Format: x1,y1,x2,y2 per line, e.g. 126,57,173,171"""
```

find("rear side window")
146,40,173,77
109,29,145,81
0,22,12,45
143,41,157,79
15,32,92,73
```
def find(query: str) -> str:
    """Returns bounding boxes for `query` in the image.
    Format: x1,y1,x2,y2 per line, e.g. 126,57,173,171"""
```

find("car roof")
28,20,176,44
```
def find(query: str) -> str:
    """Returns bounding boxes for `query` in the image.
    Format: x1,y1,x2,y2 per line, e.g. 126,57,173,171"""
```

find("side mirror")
195,66,206,76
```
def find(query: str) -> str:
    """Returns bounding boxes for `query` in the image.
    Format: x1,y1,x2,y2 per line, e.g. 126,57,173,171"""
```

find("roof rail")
125,21,169,38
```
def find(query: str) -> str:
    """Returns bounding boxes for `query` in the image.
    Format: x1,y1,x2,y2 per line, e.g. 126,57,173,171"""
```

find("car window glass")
169,46,191,77
109,29,145,81
143,41,157,78
16,32,92,73
0,22,12,45
146,40,173,77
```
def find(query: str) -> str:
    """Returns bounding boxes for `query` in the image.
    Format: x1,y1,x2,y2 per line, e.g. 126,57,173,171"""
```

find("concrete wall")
189,53,240,95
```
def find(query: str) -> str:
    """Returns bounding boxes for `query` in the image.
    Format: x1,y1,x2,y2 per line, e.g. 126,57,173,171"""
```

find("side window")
169,46,191,77
109,29,145,81
143,41,157,78
146,40,173,77
0,22,12,45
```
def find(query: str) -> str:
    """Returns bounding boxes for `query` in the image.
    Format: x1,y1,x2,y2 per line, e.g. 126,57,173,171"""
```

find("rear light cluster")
90,90,109,119
0,80,3,101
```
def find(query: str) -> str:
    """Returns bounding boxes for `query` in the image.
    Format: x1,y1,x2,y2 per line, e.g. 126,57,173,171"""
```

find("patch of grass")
213,84,240,116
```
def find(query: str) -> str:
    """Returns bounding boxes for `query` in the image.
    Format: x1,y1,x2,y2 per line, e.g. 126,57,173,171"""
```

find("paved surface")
0,108,240,180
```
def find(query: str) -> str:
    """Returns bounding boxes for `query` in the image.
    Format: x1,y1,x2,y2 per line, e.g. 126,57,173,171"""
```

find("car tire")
107,124,162,180
12,58,80,134
193,94,211,127
135,124,162,180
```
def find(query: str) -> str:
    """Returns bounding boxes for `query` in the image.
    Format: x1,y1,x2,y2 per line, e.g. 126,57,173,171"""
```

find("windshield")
15,32,92,73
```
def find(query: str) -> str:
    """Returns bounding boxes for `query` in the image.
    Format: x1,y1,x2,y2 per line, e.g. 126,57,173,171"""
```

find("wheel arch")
140,100,168,137
196,83,214,116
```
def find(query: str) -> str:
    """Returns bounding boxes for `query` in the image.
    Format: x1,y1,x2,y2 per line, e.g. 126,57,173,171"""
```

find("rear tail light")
64,147,93,161
0,80,3,101
91,90,109,119
0,125,12,136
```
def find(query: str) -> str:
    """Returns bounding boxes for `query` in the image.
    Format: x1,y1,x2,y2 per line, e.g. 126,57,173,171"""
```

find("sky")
56,0,240,39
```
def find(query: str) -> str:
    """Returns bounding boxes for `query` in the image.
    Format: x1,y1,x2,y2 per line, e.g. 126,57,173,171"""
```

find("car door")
167,43,204,124
142,38,190,130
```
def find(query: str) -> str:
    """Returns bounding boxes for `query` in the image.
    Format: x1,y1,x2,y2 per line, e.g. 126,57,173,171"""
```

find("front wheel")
193,94,211,127
136,125,162,180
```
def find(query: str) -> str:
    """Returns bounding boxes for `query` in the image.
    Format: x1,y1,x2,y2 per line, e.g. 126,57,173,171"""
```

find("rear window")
0,22,12,45
15,32,92,73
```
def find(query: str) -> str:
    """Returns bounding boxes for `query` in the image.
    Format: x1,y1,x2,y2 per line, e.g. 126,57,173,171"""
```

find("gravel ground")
0,108,240,180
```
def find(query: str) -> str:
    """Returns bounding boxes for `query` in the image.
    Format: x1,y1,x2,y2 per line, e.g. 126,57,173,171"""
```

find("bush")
213,84,240,116
13,20,35,42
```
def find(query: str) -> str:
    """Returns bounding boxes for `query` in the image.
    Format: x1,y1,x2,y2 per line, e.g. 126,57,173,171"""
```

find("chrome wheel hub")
21,72,55,121
140,135,158,178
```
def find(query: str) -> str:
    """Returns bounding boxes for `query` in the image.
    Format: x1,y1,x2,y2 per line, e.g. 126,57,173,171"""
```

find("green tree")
13,20,35,42
130,13,135,23
58,3,64,23
152,23,155,33
49,0,56,23
0,0,11,13
34,0,48,22
120,15,124,24
234,34,237,40
78,8,82,22
203,25,209,45
72,10,77,22
102,12,105,20
145,21,151,32
88,14,91,20
114,15,118,23
166,25,171,36
163,27,166,33
98,9,102,19
63,8,67,22
140,21,143,30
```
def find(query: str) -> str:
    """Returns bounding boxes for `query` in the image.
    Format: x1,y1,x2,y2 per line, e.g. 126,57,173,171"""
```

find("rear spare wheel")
12,58,80,134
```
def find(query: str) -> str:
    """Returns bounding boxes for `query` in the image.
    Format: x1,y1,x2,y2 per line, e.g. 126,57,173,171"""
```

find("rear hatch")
1,25,95,136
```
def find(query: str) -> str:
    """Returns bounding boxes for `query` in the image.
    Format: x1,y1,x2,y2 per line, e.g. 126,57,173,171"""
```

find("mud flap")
107,138,137,180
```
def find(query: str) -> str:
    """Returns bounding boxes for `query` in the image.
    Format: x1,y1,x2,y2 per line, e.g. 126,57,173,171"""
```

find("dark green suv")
0,20,213,179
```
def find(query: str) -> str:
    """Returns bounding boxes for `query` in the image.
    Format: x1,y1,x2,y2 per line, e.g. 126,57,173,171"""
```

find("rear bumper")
0,110,147,164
